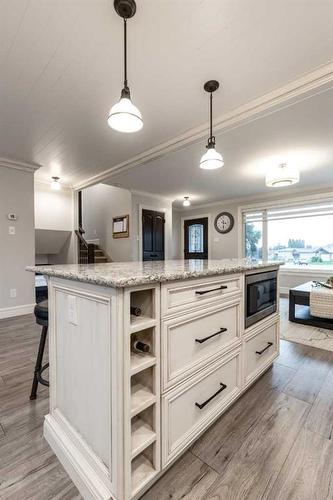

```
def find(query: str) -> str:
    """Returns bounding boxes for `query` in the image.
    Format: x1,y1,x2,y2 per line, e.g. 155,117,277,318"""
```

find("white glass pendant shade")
183,197,191,207
51,177,61,191
108,96,143,133
200,147,224,170
266,163,299,187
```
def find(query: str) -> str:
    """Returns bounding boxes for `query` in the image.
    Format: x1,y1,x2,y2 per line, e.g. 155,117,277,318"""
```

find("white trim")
180,213,212,260
0,157,40,173
131,189,174,203
280,267,333,277
0,303,35,319
73,63,333,191
238,190,333,262
138,204,169,261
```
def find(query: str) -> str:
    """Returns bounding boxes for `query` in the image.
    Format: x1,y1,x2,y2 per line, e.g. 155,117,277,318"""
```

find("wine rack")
124,284,160,498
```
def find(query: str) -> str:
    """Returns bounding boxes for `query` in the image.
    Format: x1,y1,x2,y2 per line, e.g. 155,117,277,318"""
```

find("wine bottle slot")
130,306,142,317
132,340,151,353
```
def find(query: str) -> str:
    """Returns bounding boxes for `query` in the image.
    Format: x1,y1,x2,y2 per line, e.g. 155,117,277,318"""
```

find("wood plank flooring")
1,314,333,500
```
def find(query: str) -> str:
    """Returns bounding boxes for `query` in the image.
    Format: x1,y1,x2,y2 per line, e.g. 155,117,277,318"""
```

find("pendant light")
200,80,224,170
266,163,300,187
183,196,191,207
51,176,61,191
108,0,143,133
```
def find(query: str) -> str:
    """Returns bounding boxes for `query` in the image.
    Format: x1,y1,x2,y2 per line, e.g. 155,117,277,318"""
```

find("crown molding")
176,183,333,212
130,189,174,203
71,62,333,191
0,157,41,173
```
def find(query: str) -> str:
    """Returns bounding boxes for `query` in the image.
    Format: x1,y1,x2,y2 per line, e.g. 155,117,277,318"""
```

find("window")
189,224,204,253
243,200,333,270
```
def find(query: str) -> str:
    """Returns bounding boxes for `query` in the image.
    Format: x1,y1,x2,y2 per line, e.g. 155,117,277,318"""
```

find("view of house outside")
245,213,333,270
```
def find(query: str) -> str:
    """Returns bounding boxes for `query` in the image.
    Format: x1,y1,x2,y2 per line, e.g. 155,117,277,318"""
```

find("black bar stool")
30,300,49,400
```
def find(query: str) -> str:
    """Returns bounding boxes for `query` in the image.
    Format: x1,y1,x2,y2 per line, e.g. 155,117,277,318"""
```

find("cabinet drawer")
162,300,241,390
161,275,241,317
162,349,241,466
244,320,279,386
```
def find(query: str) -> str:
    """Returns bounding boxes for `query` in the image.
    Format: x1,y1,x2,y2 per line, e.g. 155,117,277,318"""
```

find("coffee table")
289,281,333,330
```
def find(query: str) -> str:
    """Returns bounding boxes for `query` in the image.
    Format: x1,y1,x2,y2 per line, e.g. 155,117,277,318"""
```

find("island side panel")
45,277,125,500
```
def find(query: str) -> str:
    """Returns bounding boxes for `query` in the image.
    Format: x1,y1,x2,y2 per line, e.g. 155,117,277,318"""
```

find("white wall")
172,209,182,259
178,203,239,259
82,184,133,261
34,181,75,264
0,166,35,317
131,192,173,261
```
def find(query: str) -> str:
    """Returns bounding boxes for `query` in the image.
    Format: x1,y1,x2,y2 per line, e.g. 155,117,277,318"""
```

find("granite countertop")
26,259,283,288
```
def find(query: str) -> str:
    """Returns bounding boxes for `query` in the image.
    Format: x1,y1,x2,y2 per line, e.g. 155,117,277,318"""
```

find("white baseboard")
0,303,35,319
44,414,114,500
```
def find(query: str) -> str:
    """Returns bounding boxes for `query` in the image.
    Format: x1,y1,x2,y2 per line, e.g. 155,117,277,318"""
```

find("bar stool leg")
30,325,48,400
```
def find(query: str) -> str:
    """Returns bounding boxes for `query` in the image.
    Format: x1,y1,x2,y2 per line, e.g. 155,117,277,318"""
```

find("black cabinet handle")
195,327,227,344
256,342,273,355
195,285,228,296
195,383,227,410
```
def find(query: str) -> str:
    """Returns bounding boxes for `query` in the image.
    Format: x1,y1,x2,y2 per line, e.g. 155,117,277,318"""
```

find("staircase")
75,229,111,264
91,245,110,263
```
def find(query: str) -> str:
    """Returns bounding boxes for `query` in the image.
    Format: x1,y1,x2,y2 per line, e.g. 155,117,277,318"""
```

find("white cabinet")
44,271,279,500
243,317,279,386
161,274,241,317
161,298,241,390
161,348,241,466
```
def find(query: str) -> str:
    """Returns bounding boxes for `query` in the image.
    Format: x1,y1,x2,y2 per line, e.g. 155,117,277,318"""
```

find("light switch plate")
68,295,78,325
9,226,15,235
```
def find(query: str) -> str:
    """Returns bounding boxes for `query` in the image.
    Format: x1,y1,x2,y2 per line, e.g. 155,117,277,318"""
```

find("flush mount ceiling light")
183,196,191,207
51,176,61,191
108,0,143,133
200,80,224,170
265,163,300,187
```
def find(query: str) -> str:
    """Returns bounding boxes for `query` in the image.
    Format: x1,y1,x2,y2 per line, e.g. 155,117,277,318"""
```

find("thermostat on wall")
7,213,18,221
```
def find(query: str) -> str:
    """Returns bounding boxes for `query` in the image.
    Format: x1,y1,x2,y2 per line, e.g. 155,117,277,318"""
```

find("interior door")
184,217,208,259
142,209,165,261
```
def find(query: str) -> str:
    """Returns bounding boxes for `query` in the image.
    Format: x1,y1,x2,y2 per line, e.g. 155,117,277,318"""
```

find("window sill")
280,267,333,276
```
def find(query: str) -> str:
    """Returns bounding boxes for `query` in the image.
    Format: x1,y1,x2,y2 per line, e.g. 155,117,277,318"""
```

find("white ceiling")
106,88,333,207
1,0,333,189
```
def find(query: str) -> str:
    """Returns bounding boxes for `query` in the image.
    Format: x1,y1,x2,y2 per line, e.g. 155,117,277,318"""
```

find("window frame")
239,192,333,272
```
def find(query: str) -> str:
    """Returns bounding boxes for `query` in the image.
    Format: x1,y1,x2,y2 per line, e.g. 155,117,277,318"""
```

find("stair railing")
75,228,95,264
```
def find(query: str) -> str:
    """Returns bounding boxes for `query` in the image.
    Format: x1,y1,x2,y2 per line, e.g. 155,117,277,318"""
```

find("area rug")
280,298,333,352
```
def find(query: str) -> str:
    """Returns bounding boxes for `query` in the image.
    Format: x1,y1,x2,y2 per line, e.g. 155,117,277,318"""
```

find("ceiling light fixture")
265,163,300,187
51,176,61,191
108,0,143,133
183,196,191,207
200,80,224,170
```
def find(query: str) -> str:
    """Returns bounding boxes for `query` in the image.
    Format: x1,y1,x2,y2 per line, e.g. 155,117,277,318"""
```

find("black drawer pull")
195,327,227,344
256,342,273,355
195,383,227,410
195,285,228,296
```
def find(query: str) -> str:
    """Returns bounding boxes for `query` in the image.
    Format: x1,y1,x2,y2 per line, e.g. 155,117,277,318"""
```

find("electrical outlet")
68,295,78,325
10,289,17,298
9,226,15,235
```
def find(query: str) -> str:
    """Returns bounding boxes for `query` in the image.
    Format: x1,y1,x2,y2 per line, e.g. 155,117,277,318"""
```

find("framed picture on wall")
113,215,129,238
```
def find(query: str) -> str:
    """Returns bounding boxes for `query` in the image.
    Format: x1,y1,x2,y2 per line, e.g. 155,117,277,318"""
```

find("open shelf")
131,412,156,459
130,328,156,375
130,289,155,333
131,383,156,417
131,352,156,376
131,445,156,497
130,316,156,334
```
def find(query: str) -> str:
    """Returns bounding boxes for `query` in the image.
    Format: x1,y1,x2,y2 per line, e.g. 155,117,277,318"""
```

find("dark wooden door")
184,217,208,259
142,209,165,261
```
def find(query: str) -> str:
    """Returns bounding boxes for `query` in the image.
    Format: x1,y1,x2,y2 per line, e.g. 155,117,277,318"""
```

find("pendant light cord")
207,91,215,148
209,92,213,140
124,18,128,89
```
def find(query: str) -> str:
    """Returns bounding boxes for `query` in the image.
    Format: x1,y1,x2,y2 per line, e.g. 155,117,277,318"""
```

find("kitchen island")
27,259,282,500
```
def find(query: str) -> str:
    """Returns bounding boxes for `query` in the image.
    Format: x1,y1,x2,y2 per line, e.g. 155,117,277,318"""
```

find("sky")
267,215,333,248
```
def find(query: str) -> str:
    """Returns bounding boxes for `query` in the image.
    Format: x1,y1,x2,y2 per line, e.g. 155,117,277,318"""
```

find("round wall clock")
214,212,234,234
